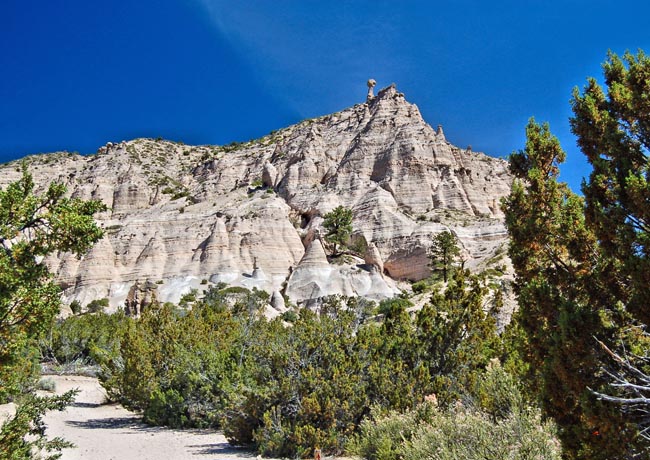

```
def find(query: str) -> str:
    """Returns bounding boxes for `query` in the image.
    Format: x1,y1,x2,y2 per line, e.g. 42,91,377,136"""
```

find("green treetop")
503,115,647,458
322,206,353,256
0,166,106,400
571,50,650,326
429,231,461,283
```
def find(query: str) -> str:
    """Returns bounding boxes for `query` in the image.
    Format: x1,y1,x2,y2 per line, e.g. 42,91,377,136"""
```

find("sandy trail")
43,375,353,459
42,375,259,460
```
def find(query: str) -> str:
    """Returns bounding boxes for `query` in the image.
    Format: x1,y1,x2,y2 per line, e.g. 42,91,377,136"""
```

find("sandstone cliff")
0,84,513,310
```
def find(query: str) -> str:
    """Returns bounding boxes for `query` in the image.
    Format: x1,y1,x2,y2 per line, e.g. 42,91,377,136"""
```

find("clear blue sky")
3,1,650,192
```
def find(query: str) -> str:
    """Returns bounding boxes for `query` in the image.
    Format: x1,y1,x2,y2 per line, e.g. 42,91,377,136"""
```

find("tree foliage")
571,50,650,326
226,305,369,457
502,118,635,458
350,362,561,460
0,391,77,460
322,206,353,256
568,50,650,454
503,113,649,457
0,166,105,458
0,167,105,399
415,270,499,404
97,277,506,457
429,231,461,282
97,288,248,429
40,310,130,367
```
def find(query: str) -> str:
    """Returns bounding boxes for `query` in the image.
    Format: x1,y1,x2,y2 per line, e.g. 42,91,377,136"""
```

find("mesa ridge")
0,84,513,313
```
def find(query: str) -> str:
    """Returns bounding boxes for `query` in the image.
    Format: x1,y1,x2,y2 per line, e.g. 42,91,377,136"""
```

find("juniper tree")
322,206,353,256
503,119,642,459
571,50,650,326
0,166,106,400
568,50,650,454
0,165,105,458
429,231,460,283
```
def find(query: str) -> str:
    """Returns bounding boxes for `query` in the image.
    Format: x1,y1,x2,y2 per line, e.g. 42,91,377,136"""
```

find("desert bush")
41,311,130,366
85,297,108,313
91,278,520,457
224,276,503,456
411,280,429,294
402,406,560,460
97,286,267,429
351,363,561,460
36,378,56,392
348,403,435,460
280,309,297,323
224,307,367,458
69,300,81,315
377,297,413,317
474,360,523,420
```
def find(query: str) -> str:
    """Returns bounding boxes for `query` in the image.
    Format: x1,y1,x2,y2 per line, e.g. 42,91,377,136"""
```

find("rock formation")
124,280,159,317
364,242,384,275
366,78,377,101
0,84,513,310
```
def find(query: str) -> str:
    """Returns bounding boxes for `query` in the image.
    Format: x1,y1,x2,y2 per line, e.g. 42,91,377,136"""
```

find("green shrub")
351,364,561,460
411,280,429,294
98,298,246,429
36,378,56,392
349,404,435,460
88,275,533,458
179,289,198,304
219,286,251,295
280,309,297,323
69,300,82,315
41,311,130,367
474,360,523,420
223,306,372,457
222,141,244,152
144,387,188,427
377,297,413,316
85,298,108,313
402,406,560,460
172,190,189,201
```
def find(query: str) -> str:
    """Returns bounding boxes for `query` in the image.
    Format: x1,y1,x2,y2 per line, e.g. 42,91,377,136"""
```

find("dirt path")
43,375,355,459
42,375,259,460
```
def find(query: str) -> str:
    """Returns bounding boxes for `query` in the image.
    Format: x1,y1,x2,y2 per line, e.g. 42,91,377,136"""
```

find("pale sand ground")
36,375,258,459
38,375,352,460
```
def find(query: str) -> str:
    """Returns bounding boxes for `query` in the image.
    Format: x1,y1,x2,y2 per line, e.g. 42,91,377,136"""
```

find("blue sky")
3,1,650,192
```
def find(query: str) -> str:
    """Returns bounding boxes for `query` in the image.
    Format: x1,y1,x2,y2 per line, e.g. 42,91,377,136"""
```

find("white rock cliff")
0,84,513,310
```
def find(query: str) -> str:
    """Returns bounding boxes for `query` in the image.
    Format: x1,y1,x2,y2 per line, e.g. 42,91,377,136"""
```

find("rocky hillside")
0,84,513,312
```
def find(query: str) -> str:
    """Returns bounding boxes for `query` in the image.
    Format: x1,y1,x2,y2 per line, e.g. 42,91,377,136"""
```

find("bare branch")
592,336,650,441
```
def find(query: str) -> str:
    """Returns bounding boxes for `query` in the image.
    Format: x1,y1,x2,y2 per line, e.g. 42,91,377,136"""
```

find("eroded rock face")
124,280,159,317
0,85,513,309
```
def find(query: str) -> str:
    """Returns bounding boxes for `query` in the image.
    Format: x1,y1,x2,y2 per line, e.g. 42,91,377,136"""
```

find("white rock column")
367,79,377,102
